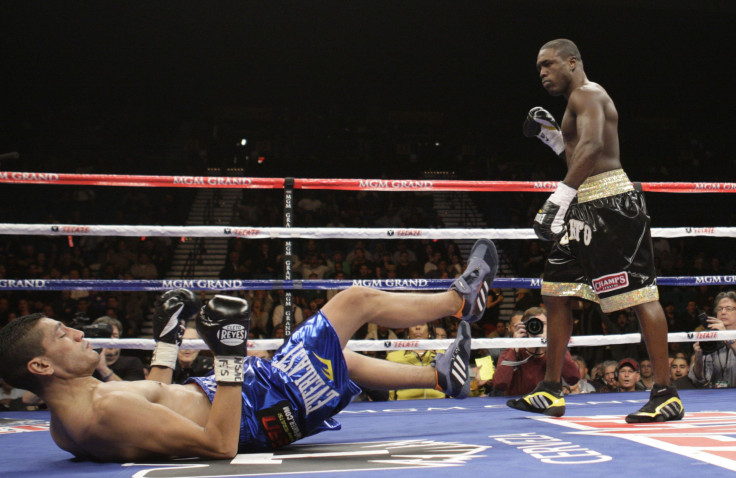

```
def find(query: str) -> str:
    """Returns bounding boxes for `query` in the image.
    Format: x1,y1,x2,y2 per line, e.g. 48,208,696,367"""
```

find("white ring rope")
6,173,734,355
88,330,736,352
2,224,735,239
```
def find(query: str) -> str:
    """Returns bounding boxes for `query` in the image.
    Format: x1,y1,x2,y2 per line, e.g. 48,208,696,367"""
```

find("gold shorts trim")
577,169,634,203
599,284,659,313
542,282,659,313
541,281,599,303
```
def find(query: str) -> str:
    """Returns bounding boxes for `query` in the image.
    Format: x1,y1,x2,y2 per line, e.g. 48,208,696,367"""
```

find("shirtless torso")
27,316,243,462
49,379,212,461
559,82,622,187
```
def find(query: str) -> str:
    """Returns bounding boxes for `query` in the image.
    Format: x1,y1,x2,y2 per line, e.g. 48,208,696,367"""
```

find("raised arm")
148,289,201,383
89,295,252,461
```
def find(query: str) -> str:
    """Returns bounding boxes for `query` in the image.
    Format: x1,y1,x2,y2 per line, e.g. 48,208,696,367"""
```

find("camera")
69,313,113,339
697,311,725,354
524,316,545,337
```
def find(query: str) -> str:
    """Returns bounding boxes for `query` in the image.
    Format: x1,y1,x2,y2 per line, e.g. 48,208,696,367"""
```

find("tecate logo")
218,324,247,346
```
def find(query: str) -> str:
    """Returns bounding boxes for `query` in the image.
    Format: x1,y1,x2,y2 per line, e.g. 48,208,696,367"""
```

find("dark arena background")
1,2,736,477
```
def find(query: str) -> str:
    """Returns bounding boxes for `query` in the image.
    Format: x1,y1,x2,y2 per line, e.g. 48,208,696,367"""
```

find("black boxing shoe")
506,381,566,417
433,321,472,398
451,239,498,323
625,384,684,423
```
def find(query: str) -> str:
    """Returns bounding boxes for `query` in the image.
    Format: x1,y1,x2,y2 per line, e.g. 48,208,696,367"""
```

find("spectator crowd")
1,166,735,408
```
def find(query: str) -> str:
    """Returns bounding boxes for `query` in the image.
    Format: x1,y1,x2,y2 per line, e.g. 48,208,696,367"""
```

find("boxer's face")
537,48,568,96
34,318,99,377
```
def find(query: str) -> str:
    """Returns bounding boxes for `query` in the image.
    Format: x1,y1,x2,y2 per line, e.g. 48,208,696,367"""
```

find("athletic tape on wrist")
214,356,245,383
151,341,179,369
550,182,577,205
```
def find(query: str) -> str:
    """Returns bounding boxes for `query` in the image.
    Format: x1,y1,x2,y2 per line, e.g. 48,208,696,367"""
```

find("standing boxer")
506,39,683,423
0,239,498,460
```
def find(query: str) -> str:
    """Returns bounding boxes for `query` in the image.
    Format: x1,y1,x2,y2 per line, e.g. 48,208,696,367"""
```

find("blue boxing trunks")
541,169,659,313
186,311,361,452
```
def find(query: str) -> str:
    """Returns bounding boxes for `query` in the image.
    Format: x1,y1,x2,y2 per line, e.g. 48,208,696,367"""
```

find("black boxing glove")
533,182,577,241
197,295,251,383
151,289,200,369
523,106,565,158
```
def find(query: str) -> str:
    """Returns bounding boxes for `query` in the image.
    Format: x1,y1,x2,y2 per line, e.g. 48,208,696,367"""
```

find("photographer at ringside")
493,307,579,396
90,316,145,382
689,291,736,388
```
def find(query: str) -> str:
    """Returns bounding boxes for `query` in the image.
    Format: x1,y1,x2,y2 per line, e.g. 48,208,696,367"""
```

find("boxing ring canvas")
3,389,735,478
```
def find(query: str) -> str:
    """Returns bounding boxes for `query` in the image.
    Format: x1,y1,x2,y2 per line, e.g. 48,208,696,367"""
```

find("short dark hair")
0,313,47,392
542,39,582,64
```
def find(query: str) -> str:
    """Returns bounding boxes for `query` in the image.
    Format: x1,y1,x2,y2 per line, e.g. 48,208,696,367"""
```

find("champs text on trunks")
1,170,736,477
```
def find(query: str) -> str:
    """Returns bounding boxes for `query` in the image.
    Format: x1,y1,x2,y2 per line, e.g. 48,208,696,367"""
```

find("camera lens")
696,312,725,354
525,317,544,336
701,340,725,355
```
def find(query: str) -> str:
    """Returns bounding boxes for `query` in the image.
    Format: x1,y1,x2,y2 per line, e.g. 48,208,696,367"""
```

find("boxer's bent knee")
322,286,383,322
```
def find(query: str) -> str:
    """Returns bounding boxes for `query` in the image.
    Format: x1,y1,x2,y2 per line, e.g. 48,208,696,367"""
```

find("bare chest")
50,381,210,460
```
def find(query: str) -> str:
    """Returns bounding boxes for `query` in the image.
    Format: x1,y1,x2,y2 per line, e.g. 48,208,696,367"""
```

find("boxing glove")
198,295,251,383
523,106,565,157
150,289,200,369
533,182,577,241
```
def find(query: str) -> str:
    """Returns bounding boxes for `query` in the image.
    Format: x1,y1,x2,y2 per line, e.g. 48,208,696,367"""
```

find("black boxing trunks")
541,169,659,313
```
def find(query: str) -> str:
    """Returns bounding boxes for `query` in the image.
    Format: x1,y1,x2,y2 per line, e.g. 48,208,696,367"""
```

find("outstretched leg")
322,238,498,348
321,286,462,349
344,321,473,398
322,239,497,399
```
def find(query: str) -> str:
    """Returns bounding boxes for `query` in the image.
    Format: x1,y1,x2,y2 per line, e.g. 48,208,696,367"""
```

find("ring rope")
1,224,734,239
88,330,736,352
2,171,735,193
1,277,735,291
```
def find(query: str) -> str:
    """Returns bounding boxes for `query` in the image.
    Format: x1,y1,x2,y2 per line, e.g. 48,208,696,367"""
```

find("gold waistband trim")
577,169,634,203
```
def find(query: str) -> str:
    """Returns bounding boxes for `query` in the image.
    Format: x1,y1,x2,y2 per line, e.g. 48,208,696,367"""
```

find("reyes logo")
217,324,247,345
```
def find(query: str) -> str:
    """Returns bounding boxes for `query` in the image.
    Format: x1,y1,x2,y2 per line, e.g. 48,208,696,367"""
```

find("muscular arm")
147,366,173,384
563,88,607,188
90,385,242,460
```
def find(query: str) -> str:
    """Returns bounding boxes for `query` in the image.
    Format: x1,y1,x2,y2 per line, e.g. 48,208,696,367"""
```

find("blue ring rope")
0,276,733,291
